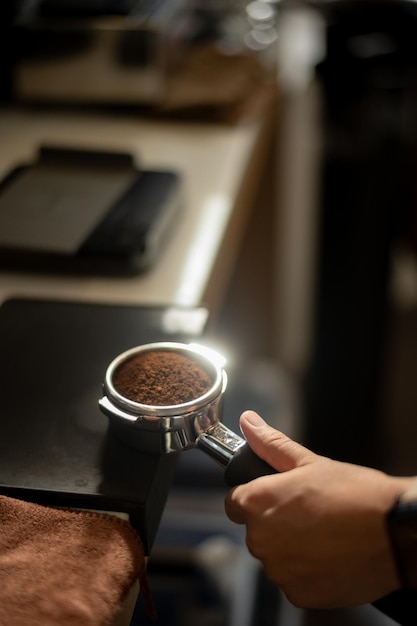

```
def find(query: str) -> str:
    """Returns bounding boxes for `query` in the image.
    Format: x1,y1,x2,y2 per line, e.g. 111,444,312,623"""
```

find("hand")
224,410,415,609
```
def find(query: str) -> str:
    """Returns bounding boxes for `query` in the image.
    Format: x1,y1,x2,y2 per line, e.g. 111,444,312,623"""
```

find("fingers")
239,411,317,472
224,486,247,524
224,470,281,525
225,411,318,525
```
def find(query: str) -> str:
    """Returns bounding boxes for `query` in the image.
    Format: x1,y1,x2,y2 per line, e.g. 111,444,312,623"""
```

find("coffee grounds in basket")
113,350,213,406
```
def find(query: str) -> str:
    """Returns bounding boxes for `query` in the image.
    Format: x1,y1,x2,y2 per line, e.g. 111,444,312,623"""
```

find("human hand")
224,410,415,609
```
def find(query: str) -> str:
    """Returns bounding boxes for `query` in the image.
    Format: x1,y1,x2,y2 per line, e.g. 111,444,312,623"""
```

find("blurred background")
2,1,417,625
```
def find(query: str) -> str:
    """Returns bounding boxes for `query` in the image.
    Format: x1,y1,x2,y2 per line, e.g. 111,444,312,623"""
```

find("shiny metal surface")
102,341,225,417
197,423,245,468
99,341,237,458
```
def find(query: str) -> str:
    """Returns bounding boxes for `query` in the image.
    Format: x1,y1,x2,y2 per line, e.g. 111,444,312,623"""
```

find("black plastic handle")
224,442,277,486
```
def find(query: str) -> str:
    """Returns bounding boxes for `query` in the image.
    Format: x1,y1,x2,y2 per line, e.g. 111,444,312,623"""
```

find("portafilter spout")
98,342,276,486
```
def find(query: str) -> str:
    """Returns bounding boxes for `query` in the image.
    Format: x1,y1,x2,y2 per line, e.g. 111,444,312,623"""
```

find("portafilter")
98,341,276,486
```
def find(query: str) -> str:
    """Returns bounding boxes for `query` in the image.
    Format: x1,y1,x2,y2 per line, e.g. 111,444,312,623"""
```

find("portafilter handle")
196,422,276,486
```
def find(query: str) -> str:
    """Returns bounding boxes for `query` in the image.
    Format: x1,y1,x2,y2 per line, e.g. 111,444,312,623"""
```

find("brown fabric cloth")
0,496,155,625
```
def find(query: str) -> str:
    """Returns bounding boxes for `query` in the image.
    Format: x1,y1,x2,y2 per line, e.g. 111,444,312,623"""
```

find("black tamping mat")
0,297,208,553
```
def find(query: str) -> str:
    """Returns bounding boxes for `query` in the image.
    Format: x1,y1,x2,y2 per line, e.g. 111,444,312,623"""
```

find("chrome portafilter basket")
99,341,275,486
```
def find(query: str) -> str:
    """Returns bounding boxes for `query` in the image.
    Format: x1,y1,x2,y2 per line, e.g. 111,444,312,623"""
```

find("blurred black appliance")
303,0,417,467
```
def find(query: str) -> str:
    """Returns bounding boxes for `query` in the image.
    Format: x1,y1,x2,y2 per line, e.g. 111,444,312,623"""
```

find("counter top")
0,101,276,313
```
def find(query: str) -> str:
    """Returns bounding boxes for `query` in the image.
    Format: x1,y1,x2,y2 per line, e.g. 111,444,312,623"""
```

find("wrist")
387,477,417,590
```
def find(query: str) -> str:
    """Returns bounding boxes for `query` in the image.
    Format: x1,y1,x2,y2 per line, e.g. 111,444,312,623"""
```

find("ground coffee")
113,349,214,406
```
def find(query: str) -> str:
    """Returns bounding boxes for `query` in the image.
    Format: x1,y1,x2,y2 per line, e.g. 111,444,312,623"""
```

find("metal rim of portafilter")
99,341,276,486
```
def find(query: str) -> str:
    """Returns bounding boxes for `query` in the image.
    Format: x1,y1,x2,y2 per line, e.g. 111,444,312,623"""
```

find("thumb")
239,410,318,472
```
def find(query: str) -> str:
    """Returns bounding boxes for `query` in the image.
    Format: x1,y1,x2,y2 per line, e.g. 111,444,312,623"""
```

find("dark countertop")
0,297,208,553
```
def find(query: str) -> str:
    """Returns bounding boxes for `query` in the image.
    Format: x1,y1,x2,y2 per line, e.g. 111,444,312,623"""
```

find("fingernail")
242,411,265,427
